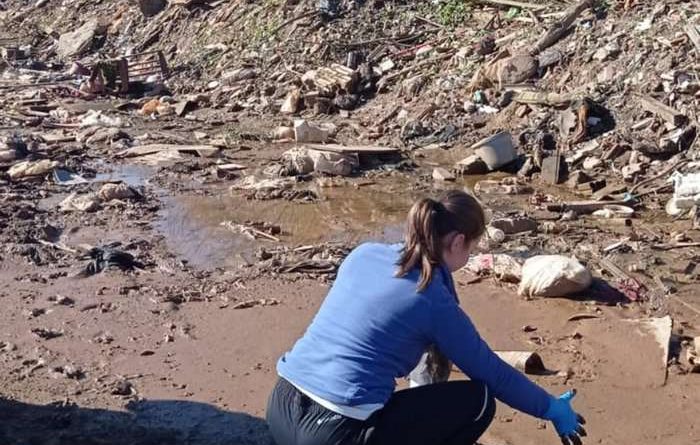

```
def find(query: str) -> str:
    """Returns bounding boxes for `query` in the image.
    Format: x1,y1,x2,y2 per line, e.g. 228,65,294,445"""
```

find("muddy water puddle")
93,163,155,187
155,185,418,269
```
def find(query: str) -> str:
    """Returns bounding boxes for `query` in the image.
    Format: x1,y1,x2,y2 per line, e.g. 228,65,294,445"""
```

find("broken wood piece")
686,24,700,56
303,143,399,155
270,10,320,36
546,199,628,214
567,313,601,322
215,163,246,171
231,298,279,309
651,242,700,251
480,0,547,11
117,144,220,158
221,221,280,242
530,0,594,55
597,217,632,227
376,105,400,127
37,240,79,254
494,351,546,374
513,90,572,107
40,133,77,144
378,52,454,90
638,95,687,127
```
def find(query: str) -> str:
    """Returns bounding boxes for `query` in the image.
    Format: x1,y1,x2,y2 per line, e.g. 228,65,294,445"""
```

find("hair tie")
430,199,445,213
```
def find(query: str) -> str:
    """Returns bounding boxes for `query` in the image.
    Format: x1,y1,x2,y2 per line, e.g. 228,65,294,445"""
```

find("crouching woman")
266,190,586,445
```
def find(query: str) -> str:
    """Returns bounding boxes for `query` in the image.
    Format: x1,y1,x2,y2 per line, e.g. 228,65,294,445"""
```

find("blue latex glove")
544,390,587,445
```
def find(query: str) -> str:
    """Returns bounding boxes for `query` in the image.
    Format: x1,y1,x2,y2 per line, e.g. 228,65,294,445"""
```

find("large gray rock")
57,20,103,59
138,0,168,16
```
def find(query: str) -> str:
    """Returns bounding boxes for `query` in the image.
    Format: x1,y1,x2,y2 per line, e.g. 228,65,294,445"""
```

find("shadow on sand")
0,397,274,445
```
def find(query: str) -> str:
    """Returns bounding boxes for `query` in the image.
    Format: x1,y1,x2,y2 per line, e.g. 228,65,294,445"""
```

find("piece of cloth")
291,379,383,420
408,346,452,388
277,242,553,418
266,377,496,445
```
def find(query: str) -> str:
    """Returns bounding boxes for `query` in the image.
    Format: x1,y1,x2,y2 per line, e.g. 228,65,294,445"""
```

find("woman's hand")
544,389,587,445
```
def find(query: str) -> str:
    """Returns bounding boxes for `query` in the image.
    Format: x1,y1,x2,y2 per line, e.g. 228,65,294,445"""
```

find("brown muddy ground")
2,146,700,445
3,0,700,443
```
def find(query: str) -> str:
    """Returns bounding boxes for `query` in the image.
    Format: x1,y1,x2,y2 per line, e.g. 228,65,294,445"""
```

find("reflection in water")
155,185,416,269
94,164,155,187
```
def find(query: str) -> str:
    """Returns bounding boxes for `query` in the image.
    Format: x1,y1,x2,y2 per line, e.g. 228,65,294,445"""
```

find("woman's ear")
451,233,466,252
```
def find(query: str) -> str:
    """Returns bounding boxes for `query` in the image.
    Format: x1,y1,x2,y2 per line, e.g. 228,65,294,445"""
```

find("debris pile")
0,2,699,442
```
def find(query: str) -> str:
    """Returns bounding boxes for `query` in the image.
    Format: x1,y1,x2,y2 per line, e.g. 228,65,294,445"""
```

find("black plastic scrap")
80,244,142,276
318,0,341,18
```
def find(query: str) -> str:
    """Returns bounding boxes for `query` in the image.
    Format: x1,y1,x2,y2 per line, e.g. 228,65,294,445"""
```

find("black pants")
266,378,496,445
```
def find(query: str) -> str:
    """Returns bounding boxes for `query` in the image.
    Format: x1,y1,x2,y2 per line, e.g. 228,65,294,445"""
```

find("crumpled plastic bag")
59,192,100,212
518,255,592,297
464,253,523,283
408,345,451,388
79,109,124,128
282,147,358,176
98,182,137,201
8,159,59,180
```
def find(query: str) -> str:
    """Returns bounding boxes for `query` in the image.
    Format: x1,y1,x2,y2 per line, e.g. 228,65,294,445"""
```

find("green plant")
437,0,470,28
505,7,520,19
596,0,611,10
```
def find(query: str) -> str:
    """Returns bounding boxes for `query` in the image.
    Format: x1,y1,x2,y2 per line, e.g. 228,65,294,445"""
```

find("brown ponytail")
396,190,486,291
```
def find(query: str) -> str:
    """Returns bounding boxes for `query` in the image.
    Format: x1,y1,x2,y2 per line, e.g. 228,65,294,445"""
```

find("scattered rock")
86,128,128,145
53,295,75,306
112,379,135,396
432,167,455,182
222,67,258,83
455,155,489,175
593,42,621,62
98,183,137,201
490,216,538,234
57,20,104,59
0,341,17,353
50,365,84,380
59,193,101,212
489,55,538,85
281,89,301,114
475,178,533,195
138,0,167,17
31,327,63,340
273,126,295,141
294,119,330,143
282,147,358,176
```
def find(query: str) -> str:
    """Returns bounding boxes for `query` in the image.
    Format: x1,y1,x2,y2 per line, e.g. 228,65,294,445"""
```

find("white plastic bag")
670,171,700,198
666,172,700,216
518,255,592,297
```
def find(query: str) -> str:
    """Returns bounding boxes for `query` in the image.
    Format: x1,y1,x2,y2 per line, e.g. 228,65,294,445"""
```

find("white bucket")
471,131,516,170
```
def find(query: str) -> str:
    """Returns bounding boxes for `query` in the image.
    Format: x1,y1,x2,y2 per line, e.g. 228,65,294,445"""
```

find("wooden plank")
686,24,700,56
531,0,594,55
215,163,246,171
638,95,686,127
481,0,548,10
546,199,628,213
304,143,399,155
40,133,76,144
118,144,220,158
